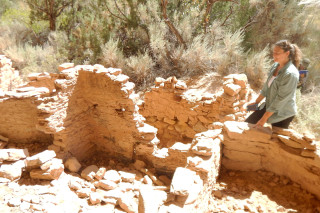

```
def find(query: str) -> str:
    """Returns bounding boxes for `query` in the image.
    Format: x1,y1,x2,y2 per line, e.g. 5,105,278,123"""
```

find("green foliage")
0,0,16,16
25,0,72,31
1,0,320,93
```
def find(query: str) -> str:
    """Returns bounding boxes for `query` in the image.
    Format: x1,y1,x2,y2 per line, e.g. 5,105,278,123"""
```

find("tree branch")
202,0,238,33
220,5,233,27
56,2,72,17
105,3,127,21
161,0,186,48
114,0,130,21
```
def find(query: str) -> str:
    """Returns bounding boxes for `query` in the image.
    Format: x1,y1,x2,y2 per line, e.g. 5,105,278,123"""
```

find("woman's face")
273,46,290,65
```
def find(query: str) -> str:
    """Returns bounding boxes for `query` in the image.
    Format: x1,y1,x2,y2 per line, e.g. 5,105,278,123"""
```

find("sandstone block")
58,63,74,72
26,150,56,168
224,121,272,143
76,188,91,198
40,158,63,171
119,192,138,213
104,170,121,183
175,80,187,90
0,149,29,162
102,188,124,200
195,129,222,139
208,122,224,130
89,192,102,205
301,149,316,158
98,179,118,190
192,137,215,156
170,142,191,153
155,77,165,86
81,165,99,181
95,167,107,180
30,162,64,180
137,124,157,141
233,74,248,88
65,157,82,173
138,186,167,213
158,175,171,186
107,68,122,76
303,133,316,142
0,163,23,180
278,135,303,149
170,167,198,196
223,83,241,96
68,179,82,191
119,171,136,183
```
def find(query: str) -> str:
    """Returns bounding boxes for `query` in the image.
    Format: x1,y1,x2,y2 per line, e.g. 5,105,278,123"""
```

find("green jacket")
260,61,299,124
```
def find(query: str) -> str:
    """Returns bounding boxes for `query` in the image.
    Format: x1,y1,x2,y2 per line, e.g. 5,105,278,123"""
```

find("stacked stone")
0,55,22,92
222,121,320,200
26,71,58,93
0,149,63,181
163,127,223,209
33,63,158,162
0,148,28,181
140,74,253,148
187,128,223,180
220,73,253,122
274,128,319,158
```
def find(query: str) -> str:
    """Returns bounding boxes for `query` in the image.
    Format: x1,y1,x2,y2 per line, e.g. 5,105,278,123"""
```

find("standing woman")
246,40,302,129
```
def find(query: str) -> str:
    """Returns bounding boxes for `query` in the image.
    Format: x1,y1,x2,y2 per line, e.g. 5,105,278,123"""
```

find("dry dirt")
207,167,320,213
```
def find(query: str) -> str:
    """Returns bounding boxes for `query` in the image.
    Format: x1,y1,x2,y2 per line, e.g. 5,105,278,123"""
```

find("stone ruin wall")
0,58,320,205
0,55,50,144
0,55,22,93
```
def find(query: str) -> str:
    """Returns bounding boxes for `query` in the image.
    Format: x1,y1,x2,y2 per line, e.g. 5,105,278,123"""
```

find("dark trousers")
245,106,294,129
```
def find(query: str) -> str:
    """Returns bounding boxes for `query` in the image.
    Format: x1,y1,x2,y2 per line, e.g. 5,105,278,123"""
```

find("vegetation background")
0,0,319,137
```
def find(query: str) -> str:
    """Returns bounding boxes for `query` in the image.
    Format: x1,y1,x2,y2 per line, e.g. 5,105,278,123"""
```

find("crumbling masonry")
0,55,320,211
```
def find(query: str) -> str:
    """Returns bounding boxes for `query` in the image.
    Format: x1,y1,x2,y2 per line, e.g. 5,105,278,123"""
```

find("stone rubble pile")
0,148,64,181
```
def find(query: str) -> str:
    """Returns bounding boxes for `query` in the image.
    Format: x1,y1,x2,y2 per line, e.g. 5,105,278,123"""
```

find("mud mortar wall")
62,69,139,160
139,74,251,147
0,98,51,143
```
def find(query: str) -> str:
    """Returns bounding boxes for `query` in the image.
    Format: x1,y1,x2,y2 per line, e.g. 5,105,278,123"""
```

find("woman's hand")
254,111,274,128
255,118,267,128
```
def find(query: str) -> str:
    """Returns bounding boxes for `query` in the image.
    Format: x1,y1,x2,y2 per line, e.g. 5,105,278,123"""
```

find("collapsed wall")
0,61,320,210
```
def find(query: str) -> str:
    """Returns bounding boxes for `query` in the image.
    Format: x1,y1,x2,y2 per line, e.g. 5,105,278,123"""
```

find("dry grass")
292,88,320,139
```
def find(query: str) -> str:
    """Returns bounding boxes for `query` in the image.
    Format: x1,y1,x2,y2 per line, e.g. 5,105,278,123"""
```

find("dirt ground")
206,167,320,213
